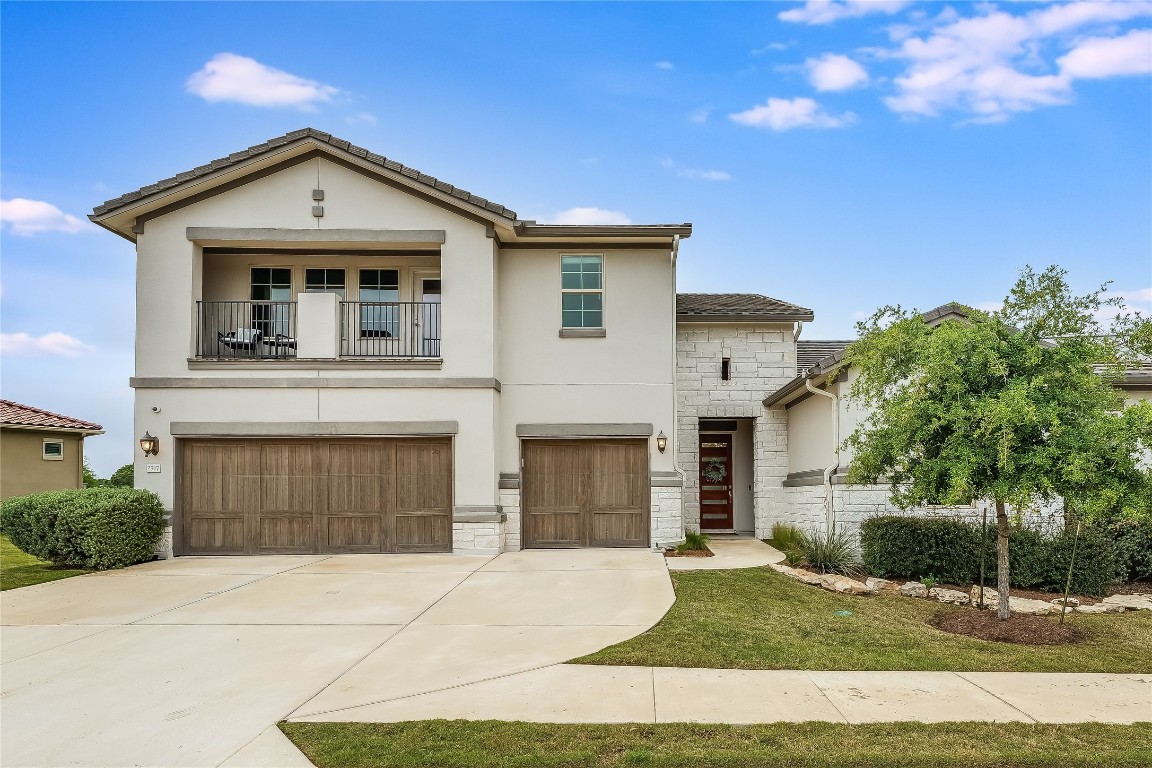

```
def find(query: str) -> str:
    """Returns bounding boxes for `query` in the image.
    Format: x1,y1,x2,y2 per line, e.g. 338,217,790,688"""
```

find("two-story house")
91,129,690,558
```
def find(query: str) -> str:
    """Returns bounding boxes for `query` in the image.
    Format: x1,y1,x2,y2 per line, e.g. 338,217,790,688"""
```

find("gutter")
804,378,839,530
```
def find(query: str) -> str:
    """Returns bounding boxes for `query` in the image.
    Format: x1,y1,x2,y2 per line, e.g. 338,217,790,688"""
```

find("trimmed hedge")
1109,518,1152,583
861,515,1121,596
0,487,163,570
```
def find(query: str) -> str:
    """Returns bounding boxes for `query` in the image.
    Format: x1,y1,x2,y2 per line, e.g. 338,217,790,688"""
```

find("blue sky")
2,0,1150,475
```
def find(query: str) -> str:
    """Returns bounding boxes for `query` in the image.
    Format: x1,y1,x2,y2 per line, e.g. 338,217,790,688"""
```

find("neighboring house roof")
797,340,852,374
677,293,814,323
1119,363,1152,389
91,128,518,221
0,400,104,433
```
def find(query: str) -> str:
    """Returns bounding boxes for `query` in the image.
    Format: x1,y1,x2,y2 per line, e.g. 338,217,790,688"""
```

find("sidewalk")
286,665,1152,725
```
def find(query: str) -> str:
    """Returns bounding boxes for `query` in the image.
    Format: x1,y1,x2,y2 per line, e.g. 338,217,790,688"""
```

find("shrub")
770,523,805,566
0,487,163,570
798,527,861,576
677,530,710,553
984,526,1048,590
1041,527,1116,597
1109,518,1152,583
860,516,979,584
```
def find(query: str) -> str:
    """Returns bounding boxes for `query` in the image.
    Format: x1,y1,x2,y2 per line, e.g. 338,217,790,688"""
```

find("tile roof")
676,293,814,321
91,128,517,220
0,400,103,432
797,340,853,373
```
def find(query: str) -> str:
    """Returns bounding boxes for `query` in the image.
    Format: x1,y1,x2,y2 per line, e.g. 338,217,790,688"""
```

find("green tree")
82,458,103,488
840,266,1152,619
107,463,135,488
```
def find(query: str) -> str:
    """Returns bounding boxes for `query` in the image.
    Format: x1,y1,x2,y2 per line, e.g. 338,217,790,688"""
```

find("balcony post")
296,293,339,359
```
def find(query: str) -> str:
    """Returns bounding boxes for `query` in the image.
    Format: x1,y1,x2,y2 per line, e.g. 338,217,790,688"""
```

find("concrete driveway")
1,549,673,768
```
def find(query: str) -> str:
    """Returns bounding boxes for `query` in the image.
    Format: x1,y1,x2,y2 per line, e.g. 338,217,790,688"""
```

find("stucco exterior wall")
786,393,833,473
0,429,86,501
675,323,796,538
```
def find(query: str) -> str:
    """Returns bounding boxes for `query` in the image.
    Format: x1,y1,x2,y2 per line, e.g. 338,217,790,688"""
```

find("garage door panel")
395,512,451,552
327,443,390,513
523,440,649,549
325,516,382,551
395,443,451,512
188,517,245,553
259,516,314,553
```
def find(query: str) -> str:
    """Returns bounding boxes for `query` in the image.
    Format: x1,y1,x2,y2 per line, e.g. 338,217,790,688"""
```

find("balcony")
196,301,298,359
194,298,441,360
340,301,441,358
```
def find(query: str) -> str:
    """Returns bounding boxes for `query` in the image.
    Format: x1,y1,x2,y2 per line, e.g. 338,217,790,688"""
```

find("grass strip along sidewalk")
574,567,1152,673
0,533,91,591
281,721,1152,768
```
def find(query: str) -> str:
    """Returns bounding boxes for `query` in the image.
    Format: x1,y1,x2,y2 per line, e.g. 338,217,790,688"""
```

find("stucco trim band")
515,423,654,437
132,377,500,390
170,421,459,436
651,471,683,487
186,227,447,245
783,469,849,487
453,506,505,523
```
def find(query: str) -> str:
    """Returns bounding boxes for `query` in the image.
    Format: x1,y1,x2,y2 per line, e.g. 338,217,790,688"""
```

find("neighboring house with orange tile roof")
0,400,104,501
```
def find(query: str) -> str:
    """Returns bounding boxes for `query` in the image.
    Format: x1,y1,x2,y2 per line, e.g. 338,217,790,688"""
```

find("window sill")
558,328,606,338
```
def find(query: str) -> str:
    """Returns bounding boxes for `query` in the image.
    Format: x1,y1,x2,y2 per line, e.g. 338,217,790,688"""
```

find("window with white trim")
42,440,64,460
560,254,603,328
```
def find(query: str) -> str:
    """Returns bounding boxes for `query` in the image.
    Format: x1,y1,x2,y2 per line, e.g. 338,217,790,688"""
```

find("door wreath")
702,459,727,483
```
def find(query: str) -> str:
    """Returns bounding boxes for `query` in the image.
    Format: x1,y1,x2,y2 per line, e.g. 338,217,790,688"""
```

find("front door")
698,434,733,530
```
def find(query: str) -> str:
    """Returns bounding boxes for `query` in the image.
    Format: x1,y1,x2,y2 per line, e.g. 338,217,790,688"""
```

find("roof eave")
677,312,814,324
514,223,693,239
1,423,105,436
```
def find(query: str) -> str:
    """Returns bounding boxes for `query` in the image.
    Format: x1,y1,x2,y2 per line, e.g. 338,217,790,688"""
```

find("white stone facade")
782,482,1066,541
452,520,505,555
500,489,522,552
651,484,684,547
675,323,797,538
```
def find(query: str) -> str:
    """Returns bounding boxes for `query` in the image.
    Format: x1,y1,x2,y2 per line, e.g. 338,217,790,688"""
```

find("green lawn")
575,567,1152,672
0,533,91,590
280,721,1152,768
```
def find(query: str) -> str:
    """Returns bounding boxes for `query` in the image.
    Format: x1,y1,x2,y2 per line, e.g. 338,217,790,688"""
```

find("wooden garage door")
181,438,451,555
521,439,649,548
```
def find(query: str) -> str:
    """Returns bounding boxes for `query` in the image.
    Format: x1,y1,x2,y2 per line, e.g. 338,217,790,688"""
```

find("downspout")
805,377,839,530
665,234,684,549
793,321,804,341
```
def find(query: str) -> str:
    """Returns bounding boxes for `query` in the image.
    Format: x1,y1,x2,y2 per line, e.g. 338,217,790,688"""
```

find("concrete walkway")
666,536,785,571
290,665,1151,725
0,549,673,768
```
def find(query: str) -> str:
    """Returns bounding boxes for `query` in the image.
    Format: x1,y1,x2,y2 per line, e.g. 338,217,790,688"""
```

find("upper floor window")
305,268,346,299
561,254,603,328
250,268,292,337
358,269,400,338
43,440,64,460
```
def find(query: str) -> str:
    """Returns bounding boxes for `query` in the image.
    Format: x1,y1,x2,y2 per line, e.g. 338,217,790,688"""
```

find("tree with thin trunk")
839,266,1152,619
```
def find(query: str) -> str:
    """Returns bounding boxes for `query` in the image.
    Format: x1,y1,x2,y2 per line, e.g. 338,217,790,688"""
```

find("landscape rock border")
768,562,1152,614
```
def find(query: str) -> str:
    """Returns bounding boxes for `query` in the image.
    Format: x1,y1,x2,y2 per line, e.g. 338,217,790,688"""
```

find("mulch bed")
1110,580,1152,596
931,610,1084,645
664,548,714,558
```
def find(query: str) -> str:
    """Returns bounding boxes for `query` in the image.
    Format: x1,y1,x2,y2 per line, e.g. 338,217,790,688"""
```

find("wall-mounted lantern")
139,432,160,456
656,431,668,454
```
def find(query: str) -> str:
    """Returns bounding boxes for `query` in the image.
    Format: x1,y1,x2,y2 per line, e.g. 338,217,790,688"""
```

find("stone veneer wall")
651,484,684,547
676,324,796,539
500,488,522,552
782,483,1065,541
452,520,505,555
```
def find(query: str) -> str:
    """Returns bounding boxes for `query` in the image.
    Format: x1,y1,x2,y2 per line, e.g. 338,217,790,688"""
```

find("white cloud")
1058,28,1152,79
780,1,911,26
654,60,675,70
883,2,1152,121
186,53,339,110
660,158,732,181
729,97,856,131
807,53,870,91
0,332,93,357
547,208,633,225
686,106,712,124
0,198,86,236
344,111,378,126
752,42,793,55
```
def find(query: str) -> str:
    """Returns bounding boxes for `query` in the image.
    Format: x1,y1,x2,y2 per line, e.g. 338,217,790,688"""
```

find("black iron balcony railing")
196,301,298,359
340,301,441,358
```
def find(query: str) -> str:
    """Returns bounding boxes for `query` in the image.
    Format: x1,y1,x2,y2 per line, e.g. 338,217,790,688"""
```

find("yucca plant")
799,526,863,576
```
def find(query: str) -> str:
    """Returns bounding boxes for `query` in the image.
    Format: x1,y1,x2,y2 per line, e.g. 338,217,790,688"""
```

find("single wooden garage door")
181,438,451,555
521,439,649,548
